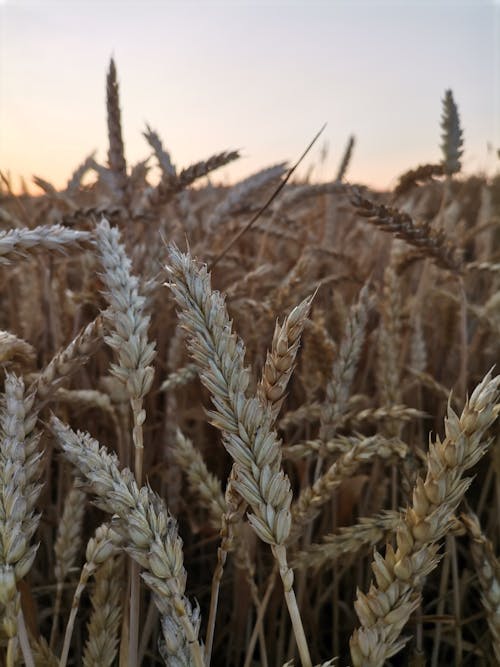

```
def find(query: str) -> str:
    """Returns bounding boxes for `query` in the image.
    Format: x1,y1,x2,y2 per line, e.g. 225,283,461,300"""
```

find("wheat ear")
50,417,204,667
290,437,407,542
49,483,86,648
30,316,104,405
0,331,36,367
292,511,401,573
58,523,123,667
83,554,124,667
349,371,500,667
350,188,462,273
143,124,177,178
393,163,444,199
320,283,371,440
0,225,90,265
335,134,355,182
173,430,227,532
258,294,313,421
462,512,500,663
0,374,42,666
166,246,312,667
160,363,198,392
94,217,155,483
106,58,128,199
440,89,464,176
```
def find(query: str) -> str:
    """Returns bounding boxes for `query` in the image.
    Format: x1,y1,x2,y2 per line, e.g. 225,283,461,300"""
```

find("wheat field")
0,59,499,667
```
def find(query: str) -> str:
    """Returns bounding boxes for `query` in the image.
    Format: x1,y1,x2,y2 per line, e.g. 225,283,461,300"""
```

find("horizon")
1,0,499,194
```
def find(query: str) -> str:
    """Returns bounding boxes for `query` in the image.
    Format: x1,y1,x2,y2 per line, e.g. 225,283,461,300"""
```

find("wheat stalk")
83,554,124,667
0,226,90,265
0,374,42,666
166,245,312,667
30,316,104,405
50,483,86,648
462,512,500,664
106,58,128,199
350,371,500,666
440,89,464,176
290,437,407,541
50,417,204,667
350,188,462,273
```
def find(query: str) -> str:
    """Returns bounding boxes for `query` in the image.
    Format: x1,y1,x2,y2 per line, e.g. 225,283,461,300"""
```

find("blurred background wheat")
1,2,500,666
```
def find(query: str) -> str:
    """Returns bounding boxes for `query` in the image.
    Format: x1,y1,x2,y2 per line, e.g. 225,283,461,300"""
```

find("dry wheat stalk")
292,511,402,573
284,434,407,461
31,636,59,667
347,405,426,427
57,522,123,667
50,483,86,648
173,430,227,532
377,266,402,414
279,402,322,430
145,150,240,209
177,151,240,190
166,246,312,667
160,363,198,393
0,332,36,367
65,151,97,193
52,388,114,414
106,59,128,199
290,437,408,540
258,295,313,422
410,314,427,374
30,316,104,405
0,374,42,665
95,217,156,483
207,295,312,662
320,283,371,441
335,135,355,182
0,225,90,265
50,417,204,667
349,371,500,667
208,163,287,228
279,402,424,433
462,512,500,663
32,176,57,195
143,124,176,178
441,90,463,176
350,188,462,273
393,164,444,199
465,261,500,273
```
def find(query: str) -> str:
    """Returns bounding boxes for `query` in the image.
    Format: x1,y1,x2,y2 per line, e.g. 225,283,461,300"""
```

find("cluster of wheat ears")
0,59,499,667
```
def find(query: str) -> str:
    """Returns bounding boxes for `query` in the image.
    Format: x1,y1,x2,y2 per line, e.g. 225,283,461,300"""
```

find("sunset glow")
1,0,498,192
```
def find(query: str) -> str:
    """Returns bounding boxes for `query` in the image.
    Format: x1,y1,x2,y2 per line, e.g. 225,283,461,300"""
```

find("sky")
0,0,499,193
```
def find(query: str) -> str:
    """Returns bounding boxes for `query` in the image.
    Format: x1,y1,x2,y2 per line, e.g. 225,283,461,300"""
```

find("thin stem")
129,396,145,667
458,277,468,401
204,545,226,665
17,608,35,667
431,546,451,667
7,637,17,667
243,566,278,667
60,566,92,667
272,545,312,667
50,582,63,648
173,592,205,667
138,599,158,664
131,397,144,486
449,535,463,664
128,562,140,667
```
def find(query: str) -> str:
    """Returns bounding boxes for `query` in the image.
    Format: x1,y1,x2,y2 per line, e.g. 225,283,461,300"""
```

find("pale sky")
0,0,498,193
